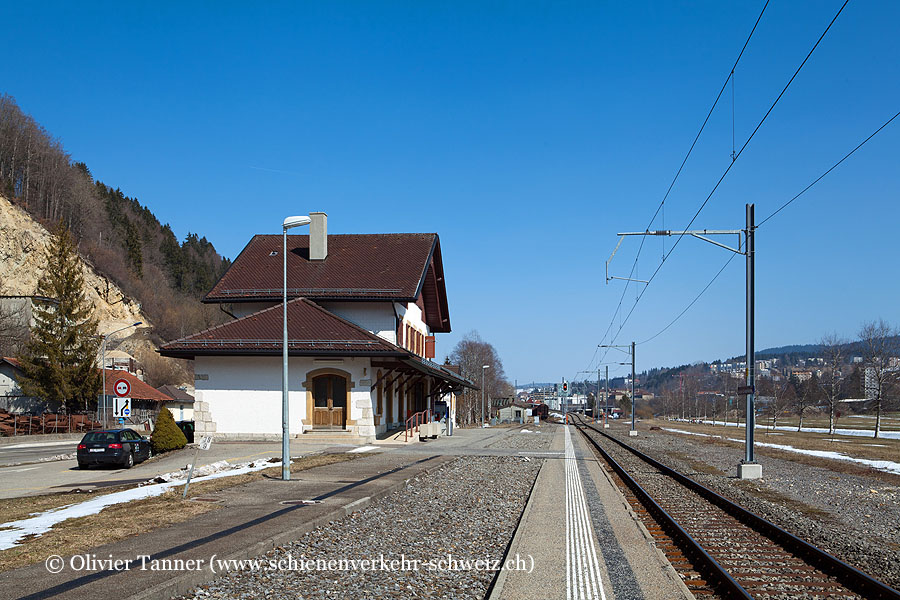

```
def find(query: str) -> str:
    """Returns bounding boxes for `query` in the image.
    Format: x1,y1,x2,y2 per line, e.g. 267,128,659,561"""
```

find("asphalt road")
0,438,82,466
0,439,338,499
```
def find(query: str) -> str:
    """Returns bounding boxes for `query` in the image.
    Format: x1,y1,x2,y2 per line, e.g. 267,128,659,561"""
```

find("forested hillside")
0,94,230,341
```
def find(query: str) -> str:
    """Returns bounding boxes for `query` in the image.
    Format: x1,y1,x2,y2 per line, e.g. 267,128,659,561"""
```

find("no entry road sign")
114,378,131,397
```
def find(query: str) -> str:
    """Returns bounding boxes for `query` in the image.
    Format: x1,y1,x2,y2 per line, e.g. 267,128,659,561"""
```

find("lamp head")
283,215,311,230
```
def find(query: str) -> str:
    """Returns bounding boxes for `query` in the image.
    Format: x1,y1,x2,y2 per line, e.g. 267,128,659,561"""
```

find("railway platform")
490,424,693,600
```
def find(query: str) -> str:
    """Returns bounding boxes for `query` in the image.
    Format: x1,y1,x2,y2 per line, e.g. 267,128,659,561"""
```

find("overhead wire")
599,0,850,356
589,0,771,374
635,107,900,347
758,108,900,226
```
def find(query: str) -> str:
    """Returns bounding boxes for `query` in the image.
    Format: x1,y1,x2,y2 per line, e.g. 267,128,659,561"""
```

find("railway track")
572,415,900,600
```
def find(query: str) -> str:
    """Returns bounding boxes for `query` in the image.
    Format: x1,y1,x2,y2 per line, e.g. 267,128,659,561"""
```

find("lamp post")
282,215,311,481
481,365,490,427
100,322,142,426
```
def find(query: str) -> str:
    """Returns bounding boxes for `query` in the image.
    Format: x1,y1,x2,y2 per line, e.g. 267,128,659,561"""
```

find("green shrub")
151,407,187,453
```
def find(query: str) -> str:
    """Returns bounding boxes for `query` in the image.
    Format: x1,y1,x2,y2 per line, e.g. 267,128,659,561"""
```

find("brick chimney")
310,212,327,261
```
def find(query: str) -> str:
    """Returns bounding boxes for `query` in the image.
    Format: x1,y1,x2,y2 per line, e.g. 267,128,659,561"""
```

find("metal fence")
1,409,157,436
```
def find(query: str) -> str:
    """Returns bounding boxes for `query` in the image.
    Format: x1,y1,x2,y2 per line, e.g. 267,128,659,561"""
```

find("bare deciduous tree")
859,319,899,439
760,375,796,431
446,331,510,426
794,374,823,432
818,333,847,436
136,347,191,388
0,299,28,357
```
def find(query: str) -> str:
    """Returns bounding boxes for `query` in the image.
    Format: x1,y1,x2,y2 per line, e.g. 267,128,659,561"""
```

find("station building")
160,213,474,442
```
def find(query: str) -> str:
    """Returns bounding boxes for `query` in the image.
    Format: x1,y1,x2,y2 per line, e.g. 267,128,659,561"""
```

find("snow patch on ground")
661,427,900,476
672,419,900,440
1,440,79,449
749,440,900,476
0,458,282,550
39,452,76,462
347,445,377,453
661,428,718,438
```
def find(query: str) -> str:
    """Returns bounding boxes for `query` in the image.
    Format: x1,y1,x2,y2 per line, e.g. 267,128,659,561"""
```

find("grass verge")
0,452,361,572
645,419,900,485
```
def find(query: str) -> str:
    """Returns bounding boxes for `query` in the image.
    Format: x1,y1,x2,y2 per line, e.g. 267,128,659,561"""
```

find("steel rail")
576,416,900,600
572,420,752,599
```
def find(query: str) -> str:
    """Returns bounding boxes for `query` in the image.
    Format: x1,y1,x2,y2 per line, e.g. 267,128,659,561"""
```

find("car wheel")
124,452,134,469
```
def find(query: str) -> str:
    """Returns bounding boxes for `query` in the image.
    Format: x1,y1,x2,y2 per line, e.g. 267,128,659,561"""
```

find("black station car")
77,429,151,469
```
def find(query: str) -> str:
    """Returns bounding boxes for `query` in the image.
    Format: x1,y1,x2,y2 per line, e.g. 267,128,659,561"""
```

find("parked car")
77,429,151,469
175,420,195,444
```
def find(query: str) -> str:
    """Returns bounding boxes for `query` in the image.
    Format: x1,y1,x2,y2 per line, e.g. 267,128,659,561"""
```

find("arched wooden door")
312,374,348,429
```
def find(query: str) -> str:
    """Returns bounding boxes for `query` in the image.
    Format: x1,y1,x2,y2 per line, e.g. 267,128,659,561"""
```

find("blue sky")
4,1,899,383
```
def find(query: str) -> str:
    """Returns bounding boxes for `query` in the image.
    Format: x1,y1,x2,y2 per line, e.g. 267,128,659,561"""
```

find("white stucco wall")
193,355,377,439
317,301,397,343
0,363,22,397
165,401,194,422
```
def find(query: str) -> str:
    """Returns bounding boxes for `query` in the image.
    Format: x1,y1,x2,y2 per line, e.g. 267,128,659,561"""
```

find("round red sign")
114,378,131,397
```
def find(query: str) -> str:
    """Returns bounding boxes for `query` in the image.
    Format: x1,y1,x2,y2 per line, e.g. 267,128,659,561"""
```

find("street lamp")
100,322,142,426
481,365,490,427
282,215,311,481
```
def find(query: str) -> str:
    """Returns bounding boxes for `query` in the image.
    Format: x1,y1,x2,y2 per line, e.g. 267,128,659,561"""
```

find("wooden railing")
404,409,432,442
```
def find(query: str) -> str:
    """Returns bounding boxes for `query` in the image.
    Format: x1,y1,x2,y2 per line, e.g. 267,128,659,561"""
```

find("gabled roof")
159,298,408,359
103,369,173,403
203,233,451,333
157,385,194,402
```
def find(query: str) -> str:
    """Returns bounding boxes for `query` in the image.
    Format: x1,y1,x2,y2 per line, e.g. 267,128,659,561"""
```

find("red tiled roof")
2,357,22,369
159,298,408,359
103,369,173,403
205,233,438,302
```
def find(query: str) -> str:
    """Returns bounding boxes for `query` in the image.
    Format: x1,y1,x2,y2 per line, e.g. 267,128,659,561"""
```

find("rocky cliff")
0,194,152,340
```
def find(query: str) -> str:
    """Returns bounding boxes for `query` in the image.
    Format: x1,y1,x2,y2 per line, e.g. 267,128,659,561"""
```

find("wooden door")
312,375,347,430
330,376,346,428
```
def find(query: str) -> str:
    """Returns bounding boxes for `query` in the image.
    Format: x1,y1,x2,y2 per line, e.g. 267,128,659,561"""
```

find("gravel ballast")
602,424,900,590
486,427,553,451
177,455,541,600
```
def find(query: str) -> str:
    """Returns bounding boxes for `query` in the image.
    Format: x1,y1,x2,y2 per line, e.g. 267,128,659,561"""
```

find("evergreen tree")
151,407,187,453
17,222,101,412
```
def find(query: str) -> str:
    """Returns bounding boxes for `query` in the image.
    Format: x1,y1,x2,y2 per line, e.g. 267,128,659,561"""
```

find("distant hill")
748,337,899,362
755,343,823,358
0,93,230,342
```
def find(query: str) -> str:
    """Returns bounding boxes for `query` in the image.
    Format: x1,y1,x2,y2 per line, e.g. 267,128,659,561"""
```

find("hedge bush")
151,407,187,453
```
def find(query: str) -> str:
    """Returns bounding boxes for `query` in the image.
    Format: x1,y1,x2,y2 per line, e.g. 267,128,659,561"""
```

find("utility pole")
605,204,760,478
599,344,636,436
631,341,636,437
605,365,609,429
741,203,760,478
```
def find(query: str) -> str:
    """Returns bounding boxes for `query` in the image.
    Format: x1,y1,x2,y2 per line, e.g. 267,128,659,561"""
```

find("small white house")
160,213,474,441
156,385,195,422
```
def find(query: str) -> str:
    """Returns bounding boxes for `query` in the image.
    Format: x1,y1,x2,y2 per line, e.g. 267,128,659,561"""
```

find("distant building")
496,401,532,423
864,366,877,400
156,385,195,422
0,356,45,413
101,350,143,379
